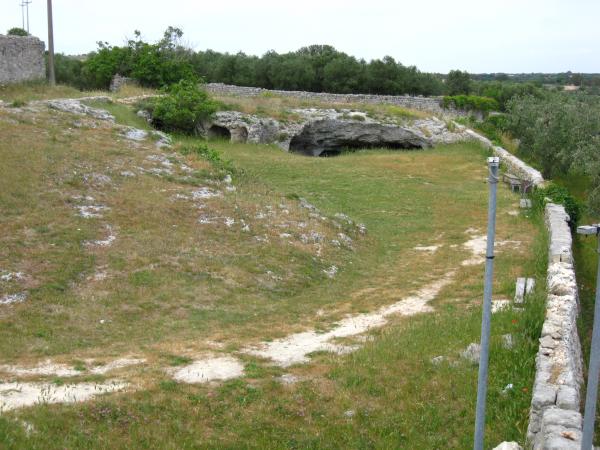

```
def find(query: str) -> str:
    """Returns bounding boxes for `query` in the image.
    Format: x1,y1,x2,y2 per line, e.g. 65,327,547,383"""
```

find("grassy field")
0,95,545,448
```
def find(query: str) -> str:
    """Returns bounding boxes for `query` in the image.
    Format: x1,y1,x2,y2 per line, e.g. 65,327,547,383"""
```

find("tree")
322,56,364,93
446,70,472,95
506,92,600,215
7,27,28,36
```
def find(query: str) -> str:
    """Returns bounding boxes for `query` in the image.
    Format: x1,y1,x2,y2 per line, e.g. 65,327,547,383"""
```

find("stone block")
0,35,45,84
556,386,579,411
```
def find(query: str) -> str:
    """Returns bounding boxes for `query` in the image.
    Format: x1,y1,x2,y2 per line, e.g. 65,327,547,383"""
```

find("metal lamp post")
473,156,500,450
580,224,600,450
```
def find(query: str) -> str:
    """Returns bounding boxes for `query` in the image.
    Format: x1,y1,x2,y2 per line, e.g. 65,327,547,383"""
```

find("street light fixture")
579,223,600,450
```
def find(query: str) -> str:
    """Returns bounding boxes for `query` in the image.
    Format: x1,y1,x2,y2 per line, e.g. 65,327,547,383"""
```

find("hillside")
0,89,544,448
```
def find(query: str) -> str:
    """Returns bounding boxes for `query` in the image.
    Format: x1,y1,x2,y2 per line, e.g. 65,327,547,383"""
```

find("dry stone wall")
465,129,582,449
205,83,469,118
527,203,583,450
464,129,545,186
0,35,45,84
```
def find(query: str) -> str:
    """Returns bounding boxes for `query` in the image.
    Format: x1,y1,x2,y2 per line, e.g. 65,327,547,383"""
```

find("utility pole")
21,1,25,30
47,0,55,86
473,157,500,450
24,0,31,33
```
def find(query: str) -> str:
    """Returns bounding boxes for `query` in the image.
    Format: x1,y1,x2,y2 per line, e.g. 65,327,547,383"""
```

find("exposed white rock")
170,356,244,383
0,272,25,282
85,225,116,247
83,173,112,187
414,245,440,253
430,356,445,365
462,234,521,266
492,442,523,450
191,187,221,200
502,334,514,350
123,128,148,141
88,358,146,375
245,273,454,367
0,292,28,305
461,343,481,364
0,358,145,378
277,374,301,385
492,299,511,313
46,99,115,122
323,266,338,278
0,380,128,412
76,205,109,219
146,154,173,167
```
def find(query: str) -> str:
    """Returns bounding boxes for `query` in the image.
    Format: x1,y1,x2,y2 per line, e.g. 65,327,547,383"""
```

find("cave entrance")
207,125,231,141
288,120,429,157
290,137,424,157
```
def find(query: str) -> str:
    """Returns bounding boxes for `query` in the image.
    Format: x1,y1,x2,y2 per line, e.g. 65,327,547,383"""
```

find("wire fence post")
473,156,500,450
580,224,600,450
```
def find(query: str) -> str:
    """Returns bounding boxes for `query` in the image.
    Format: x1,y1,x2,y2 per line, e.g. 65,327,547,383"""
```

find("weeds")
179,143,236,175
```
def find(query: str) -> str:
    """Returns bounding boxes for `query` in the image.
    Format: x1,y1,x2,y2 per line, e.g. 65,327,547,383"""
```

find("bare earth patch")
0,381,128,412
169,356,245,383
243,273,455,367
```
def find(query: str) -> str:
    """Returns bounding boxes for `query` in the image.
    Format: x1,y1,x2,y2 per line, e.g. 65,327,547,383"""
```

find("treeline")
50,27,557,112
472,72,600,87
53,27,445,96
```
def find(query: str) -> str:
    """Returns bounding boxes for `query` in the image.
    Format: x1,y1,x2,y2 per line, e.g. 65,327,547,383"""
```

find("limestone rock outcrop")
197,109,469,156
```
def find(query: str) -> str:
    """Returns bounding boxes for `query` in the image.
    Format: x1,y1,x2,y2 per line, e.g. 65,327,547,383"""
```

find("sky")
1,0,599,73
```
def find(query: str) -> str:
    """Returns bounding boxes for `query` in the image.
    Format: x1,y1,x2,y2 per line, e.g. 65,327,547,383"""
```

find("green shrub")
52,54,86,89
179,143,235,175
7,27,28,36
442,95,499,113
152,80,217,134
532,183,582,227
472,114,509,144
484,113,508,131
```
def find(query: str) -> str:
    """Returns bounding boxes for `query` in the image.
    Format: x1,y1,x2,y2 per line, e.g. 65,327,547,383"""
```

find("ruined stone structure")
0,35,45,84
109,74,135,92
205,83,470,118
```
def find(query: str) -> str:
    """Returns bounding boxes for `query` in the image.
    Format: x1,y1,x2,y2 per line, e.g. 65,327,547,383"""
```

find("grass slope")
0,98,545,449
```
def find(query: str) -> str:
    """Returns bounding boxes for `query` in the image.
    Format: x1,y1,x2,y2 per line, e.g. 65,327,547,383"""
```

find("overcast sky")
1,0,599,73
